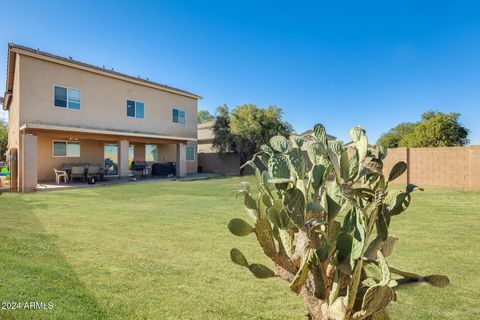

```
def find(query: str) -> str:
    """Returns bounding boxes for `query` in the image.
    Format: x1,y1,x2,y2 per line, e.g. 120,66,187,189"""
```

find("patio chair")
87,166,102,181
54,168,68,184
71,166,85,182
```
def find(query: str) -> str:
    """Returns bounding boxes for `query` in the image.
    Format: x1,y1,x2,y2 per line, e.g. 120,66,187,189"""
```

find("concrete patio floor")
35,173,220,191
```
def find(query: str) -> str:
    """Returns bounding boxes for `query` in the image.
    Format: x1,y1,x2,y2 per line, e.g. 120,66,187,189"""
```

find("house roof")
198,120,215,142
3,43,201,110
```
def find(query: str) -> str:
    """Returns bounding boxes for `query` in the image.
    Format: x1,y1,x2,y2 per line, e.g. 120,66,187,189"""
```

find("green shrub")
228,124,449,320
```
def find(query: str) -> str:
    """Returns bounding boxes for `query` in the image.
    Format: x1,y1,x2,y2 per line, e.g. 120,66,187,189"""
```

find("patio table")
64,167,104,181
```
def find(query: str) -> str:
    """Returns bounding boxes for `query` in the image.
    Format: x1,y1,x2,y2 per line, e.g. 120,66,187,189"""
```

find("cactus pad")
358,285,395,318
290,135,304,148
268,154,291,183
283,188,306,228
348,126,365,142
270,135,289,152
313,123,328,143
228,218,255,237
388,161,407,182
287,148,305,178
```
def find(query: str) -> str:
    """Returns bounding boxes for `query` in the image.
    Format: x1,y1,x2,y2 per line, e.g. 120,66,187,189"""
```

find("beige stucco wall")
7,56,21,151
157,144,176,162
186,141,197,173
18,54,198,139
157,141,197,173
21,134,37,191
8,56,22,189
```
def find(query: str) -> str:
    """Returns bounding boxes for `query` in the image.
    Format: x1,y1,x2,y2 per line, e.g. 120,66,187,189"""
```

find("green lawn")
0,177,479,319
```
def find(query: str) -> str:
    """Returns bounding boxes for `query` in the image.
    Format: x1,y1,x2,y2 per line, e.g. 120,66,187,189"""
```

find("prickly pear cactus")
228,125,449,320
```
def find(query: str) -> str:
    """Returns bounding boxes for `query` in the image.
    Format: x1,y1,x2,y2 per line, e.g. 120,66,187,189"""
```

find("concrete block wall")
197,145,480,191
382,147,409,184
383,146,480,191
469,146,480,191
197,153,241,176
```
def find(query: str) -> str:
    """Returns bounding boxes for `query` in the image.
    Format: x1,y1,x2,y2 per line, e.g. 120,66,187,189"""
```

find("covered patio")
13,123,198,191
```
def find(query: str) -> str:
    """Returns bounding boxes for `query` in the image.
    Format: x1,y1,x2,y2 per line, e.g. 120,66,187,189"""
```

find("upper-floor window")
186,146,195,161
52,141,80,157
172,108,185,124
54,86,80,110
127,100,144,119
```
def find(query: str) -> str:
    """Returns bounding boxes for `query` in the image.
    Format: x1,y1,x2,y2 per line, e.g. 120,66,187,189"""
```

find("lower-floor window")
53,141,80,157
128,145,135,164
146,144,158,162
186,146,195,161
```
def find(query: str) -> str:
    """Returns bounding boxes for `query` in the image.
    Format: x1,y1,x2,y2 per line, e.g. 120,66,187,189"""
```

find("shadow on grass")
0,196,106,319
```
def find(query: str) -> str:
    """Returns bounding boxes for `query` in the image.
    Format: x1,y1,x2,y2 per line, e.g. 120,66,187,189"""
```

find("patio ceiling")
20,123,194,145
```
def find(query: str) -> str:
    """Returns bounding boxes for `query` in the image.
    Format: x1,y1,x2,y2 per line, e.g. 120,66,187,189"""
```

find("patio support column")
176,144,187,177
21,134,38,192
118,139,130,178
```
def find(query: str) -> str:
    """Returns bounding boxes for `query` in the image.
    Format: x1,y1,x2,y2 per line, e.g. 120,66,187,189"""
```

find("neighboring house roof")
3,43,201,110
198,120,215,142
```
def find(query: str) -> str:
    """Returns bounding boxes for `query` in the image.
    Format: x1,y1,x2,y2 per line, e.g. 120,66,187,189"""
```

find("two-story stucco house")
2,43,201,191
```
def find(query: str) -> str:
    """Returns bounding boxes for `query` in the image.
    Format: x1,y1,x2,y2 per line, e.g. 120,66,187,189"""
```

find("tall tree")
377,111,469,148
377,122,417,148
213,104,292,174
0,119,7,161
197,110,214,124
212,105,234,153
400,111,469,147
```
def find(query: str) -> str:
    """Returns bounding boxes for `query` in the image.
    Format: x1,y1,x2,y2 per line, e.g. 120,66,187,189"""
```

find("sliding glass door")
104,144,119,176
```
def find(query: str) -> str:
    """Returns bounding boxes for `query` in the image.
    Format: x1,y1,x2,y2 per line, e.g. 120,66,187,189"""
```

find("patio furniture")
61,163,73,171
131,160,148,179
54,168,69,184
87,166,102,181
71,166,85,182
151,162,176,177
61,163,74,179
104,159,118,176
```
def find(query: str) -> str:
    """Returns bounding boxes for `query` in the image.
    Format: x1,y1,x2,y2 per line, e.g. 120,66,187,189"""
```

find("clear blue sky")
1,1,479,144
